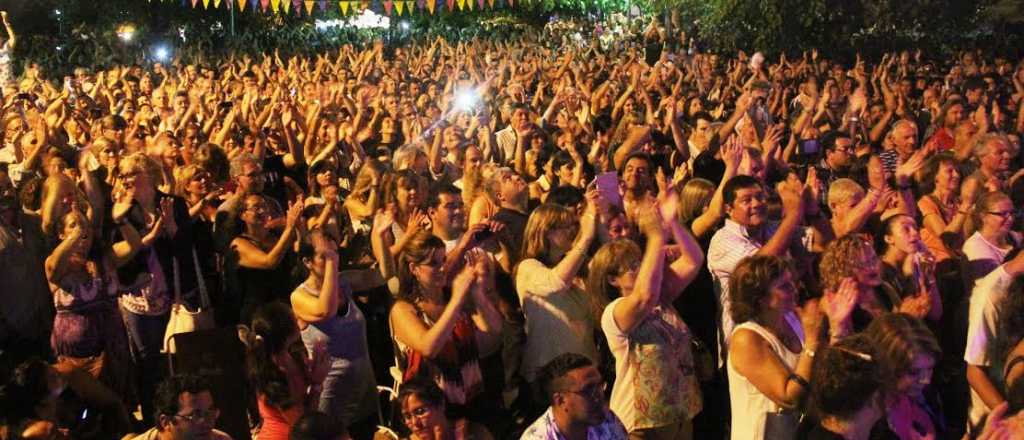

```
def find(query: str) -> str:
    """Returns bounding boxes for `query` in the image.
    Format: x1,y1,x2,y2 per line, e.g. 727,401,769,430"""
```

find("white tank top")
726,313,804,440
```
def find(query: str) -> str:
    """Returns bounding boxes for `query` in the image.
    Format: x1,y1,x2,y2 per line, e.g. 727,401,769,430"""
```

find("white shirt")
964,264,1016,426
726,314,804,440
963,231,1018,281
516,258,598,383
707,219,778,351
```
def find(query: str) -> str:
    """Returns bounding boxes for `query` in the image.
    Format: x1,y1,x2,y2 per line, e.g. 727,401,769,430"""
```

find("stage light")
117,24,136,43
454,89,480,113
153,45,171,63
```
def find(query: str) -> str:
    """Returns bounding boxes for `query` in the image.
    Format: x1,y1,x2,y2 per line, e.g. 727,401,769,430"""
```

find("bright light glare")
455,89,480,112
315,10,389,31
400,21,410,31
153,45,171,62
117,24,136,42
55,9,62,16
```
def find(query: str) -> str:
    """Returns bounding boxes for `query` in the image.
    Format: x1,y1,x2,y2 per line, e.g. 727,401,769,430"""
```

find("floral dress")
602,300,703,431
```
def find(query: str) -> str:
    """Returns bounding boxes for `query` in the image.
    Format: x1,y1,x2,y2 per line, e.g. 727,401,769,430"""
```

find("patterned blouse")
520,408,627,440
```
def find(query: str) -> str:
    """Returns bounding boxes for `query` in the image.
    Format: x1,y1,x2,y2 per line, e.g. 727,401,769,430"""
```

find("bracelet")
788,374,811,390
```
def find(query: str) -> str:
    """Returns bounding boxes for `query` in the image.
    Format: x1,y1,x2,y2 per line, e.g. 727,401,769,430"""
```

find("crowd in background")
5,8,1024,440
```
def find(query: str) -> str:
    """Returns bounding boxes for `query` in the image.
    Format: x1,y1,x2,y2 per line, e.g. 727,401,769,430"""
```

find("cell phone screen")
592,172,623,210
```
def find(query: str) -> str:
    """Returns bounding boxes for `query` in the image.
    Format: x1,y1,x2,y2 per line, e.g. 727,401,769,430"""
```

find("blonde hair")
118,152,162,182
350,159,385,200
520,203,575,265
586,239,643,322
827,178,865,211
173,164,204,197
678,178,715,224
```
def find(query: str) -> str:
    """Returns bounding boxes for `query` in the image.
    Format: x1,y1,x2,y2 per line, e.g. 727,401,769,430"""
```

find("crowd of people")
5,8,1024,439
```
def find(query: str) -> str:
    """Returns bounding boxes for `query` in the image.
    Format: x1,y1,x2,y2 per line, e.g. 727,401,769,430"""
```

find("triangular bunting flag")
383,0,393,14
192,0,200,8
318,0,327,11
446,0,453,10
183,0,189,7
361,1,369,10
405,1,413,13
282,0,291,13
260,0,269,10
394,0,403,14
339,0,349,14
416,0,424,9
202,0,210,9
238,0,247,10
456,0,465,10
292,0,302,14
214,0,222,8
487,0,493,8
304,0,314,14
270,0,280,13
427,0,436,13
477,0,483,9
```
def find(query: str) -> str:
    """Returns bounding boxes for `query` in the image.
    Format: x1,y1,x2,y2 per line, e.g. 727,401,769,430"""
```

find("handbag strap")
192,247,210,309
172,255,182,304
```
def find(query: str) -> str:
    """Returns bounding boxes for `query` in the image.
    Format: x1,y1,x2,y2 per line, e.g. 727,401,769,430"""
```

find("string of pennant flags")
155,0,519,16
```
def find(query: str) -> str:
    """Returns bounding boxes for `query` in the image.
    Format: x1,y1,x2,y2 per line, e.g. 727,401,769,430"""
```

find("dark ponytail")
246,302,303,411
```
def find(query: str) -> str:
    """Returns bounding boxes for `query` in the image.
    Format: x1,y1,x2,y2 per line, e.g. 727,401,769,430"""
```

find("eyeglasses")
246,204,269,215
175,408,219,423
562,382,606,401
401,405,433,422
987,210,1014,218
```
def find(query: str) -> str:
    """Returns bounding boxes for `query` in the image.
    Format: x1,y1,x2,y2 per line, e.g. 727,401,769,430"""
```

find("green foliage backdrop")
4,0,1024,78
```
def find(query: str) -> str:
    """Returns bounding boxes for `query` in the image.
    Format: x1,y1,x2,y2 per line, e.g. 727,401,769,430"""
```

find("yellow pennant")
282,0,291,12
238,0,247,10
456,0,465,10
395,0,404,14
271,0,280,13
405,1,413,14
339,0,349,14
304,0,314,13
214,0,222,7
202,0,210,8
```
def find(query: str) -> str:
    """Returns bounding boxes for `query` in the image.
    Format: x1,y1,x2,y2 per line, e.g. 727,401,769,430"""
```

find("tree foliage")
660,0,1024,58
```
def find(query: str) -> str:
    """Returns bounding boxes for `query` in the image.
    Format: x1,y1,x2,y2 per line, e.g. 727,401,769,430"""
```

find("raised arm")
390,264,475,359
1,11,15,50
292,237,342,324
549,192,598,284
233,201,301,270
611,204,666,333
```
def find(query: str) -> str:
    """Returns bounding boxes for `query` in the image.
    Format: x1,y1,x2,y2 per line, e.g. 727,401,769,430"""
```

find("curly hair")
728,255,792,325
819,234,877,293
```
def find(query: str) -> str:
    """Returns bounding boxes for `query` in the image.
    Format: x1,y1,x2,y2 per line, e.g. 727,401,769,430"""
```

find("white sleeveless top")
726,312,804,440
